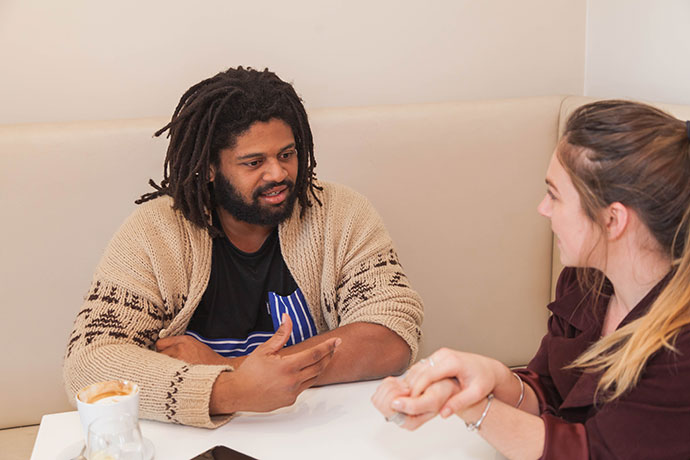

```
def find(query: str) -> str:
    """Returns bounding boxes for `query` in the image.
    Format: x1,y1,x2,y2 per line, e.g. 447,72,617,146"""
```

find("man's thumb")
260,314,292,353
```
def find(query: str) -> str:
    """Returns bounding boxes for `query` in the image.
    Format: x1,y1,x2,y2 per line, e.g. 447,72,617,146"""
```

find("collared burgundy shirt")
516,268,690,459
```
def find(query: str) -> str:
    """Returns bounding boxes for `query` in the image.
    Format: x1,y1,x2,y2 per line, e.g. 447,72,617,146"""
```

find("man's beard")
212,172,296,226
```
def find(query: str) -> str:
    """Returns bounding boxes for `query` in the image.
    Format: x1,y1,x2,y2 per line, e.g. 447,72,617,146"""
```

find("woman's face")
537,150,603,268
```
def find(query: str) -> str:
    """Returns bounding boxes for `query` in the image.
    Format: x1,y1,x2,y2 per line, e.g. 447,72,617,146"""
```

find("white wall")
585,0,690,105
0,0,586,124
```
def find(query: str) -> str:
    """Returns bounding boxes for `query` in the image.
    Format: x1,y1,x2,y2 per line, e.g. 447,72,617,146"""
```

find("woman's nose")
537,195,551,217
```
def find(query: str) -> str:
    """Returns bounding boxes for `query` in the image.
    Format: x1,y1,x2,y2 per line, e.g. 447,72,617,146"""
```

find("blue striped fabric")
185,288,317,357
184,330,273,357
268,288,317,347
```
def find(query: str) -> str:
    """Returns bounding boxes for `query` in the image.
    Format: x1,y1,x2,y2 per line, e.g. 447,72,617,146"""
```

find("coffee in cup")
76,380,140,440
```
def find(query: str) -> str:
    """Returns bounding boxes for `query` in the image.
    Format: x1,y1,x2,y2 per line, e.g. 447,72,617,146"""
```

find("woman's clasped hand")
372,350,513,430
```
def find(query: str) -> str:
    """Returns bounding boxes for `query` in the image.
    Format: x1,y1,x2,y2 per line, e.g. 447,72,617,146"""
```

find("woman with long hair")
372,100,690,459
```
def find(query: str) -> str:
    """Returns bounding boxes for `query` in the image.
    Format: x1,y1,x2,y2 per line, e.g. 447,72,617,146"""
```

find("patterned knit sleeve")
325,188,424,363
63,200,234,428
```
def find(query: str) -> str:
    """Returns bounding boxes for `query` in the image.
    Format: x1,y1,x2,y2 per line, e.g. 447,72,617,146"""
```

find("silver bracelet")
465,394,494,432
513,372,525,408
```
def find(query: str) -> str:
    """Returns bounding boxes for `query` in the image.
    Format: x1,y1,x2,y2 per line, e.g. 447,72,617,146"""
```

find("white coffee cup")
76,380,140,441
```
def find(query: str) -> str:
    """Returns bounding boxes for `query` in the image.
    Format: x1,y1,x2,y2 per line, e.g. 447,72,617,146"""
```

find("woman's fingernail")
441,408,451,418
392,400,402,409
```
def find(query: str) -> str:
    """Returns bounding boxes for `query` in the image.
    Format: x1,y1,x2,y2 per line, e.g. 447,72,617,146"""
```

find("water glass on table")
86,414,145,460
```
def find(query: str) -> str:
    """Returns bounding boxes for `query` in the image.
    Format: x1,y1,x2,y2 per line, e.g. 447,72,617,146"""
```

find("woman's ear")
605,202,629,241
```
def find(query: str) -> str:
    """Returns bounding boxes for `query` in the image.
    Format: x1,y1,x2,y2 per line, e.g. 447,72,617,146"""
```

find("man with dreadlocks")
63,66,424,427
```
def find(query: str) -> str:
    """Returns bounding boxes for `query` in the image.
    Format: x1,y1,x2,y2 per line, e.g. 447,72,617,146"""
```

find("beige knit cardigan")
63,181,423,428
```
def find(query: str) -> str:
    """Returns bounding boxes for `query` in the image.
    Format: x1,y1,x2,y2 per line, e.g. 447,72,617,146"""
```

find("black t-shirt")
185,213,315,357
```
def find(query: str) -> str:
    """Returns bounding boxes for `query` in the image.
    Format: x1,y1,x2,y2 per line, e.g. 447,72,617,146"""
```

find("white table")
32,380,504,460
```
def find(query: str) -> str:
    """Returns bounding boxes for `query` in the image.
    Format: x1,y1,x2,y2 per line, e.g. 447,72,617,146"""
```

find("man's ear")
605,202,629,241
209,164,216,183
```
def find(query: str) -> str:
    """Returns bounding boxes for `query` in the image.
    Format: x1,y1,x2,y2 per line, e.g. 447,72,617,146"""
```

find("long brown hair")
559,100,690,401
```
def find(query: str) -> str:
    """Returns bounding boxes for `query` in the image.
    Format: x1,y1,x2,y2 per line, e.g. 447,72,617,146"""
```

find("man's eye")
281,151,296,159
245,160,261,167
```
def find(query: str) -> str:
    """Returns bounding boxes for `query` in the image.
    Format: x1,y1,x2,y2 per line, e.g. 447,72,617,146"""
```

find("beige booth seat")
2,97,689,449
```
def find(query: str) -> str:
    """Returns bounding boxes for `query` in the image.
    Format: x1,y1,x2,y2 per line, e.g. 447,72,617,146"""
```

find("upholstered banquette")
2,96,689,442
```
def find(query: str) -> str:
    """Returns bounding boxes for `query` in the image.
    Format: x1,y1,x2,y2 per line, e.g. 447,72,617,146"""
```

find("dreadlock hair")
136,66,322,235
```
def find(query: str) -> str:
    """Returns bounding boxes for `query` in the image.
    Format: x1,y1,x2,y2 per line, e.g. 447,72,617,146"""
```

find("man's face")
211,118,299,226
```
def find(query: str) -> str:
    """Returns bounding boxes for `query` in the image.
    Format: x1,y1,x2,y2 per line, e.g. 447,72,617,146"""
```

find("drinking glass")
86,413,145,460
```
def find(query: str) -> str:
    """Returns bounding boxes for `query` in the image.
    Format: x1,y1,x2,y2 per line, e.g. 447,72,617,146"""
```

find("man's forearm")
280,322,410,385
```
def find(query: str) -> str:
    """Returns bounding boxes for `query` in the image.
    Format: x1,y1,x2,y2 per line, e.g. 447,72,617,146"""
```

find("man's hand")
210,314,341,414
156,335,231,366
273,322,410,386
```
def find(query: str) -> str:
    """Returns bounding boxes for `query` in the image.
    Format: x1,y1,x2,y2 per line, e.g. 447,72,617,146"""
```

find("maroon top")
516,268,690,460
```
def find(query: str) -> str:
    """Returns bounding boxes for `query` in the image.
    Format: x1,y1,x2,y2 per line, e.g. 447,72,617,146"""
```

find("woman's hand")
402,348,508,418
372,376,461,430
371,376,410,421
